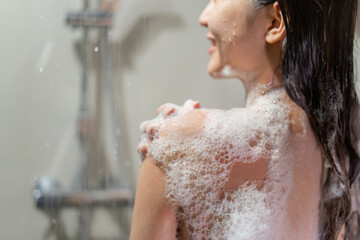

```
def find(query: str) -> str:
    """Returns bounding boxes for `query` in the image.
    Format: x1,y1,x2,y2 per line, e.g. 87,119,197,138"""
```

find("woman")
130,0,360,239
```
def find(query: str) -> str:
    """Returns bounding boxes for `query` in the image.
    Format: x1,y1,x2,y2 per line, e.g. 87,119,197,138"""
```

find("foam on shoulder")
147,89,295,239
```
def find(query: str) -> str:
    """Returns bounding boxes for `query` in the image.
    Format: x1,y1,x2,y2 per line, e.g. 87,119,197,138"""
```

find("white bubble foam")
146,89,297,239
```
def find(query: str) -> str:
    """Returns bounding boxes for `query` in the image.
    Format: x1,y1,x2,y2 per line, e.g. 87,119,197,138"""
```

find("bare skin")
131,1,325,239
130,157,177,240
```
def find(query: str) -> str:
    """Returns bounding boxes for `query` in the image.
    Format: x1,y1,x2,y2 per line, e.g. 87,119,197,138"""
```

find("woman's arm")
131,100,206,239
130,156,177,240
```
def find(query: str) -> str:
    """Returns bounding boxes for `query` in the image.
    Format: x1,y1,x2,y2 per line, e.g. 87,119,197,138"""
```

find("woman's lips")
207,33,217,54
209,45,217,54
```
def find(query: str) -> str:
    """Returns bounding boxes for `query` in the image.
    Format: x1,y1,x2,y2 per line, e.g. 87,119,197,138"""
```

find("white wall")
0,0,82,239
0,0,245,239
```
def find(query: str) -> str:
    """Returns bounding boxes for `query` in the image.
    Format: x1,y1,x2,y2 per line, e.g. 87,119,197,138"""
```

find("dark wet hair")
254,0,360,239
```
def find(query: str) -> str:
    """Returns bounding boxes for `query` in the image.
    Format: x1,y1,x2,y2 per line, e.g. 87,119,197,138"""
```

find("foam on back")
146,89,295,240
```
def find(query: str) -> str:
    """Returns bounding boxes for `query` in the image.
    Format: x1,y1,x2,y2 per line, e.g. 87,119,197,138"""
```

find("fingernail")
166,108,175,116
193,101,200,108
141,146,147,155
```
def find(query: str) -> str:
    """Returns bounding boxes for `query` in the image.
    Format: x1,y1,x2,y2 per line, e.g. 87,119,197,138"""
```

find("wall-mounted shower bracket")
66,11,113,28
33,1,133,239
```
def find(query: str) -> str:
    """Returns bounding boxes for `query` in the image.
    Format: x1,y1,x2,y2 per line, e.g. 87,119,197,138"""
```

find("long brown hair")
254,0,360,239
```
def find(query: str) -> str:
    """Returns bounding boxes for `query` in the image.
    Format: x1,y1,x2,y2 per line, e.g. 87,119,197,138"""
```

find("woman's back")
147,89,323,240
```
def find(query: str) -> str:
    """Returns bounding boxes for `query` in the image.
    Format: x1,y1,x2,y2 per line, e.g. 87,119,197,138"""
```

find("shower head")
112,0,179,40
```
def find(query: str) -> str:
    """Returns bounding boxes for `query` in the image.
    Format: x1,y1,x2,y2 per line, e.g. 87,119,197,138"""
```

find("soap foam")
146,89,294,240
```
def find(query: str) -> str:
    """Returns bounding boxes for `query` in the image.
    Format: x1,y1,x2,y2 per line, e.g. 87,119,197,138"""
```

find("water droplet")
39,67,43,73
228,37,232,42
32,189,41,198
273,100,277,104
232,32,236,36
94,46,99,52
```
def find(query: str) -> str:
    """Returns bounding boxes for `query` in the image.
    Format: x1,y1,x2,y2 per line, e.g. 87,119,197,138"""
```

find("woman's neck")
242,65,283,107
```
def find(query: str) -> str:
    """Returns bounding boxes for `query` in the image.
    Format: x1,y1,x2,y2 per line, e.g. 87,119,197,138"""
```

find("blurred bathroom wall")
0,0,245,239
0,0,82,239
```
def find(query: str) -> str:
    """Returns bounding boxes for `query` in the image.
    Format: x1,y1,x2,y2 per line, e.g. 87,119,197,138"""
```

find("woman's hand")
137,100,201,161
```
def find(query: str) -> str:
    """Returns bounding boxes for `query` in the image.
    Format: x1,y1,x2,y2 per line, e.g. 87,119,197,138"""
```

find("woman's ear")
265,2,286,44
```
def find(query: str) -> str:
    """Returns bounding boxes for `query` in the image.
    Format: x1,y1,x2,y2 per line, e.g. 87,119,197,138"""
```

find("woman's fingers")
137,141,149,161
140,120,151,133
156,103,179,117
147,124,157,141
138,100,201,160
141,120,161,138
183,100,201,109
156,100,201,118
138,120,163,160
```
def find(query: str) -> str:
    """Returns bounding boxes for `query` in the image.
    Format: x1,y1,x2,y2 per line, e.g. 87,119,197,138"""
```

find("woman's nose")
198,3,211,27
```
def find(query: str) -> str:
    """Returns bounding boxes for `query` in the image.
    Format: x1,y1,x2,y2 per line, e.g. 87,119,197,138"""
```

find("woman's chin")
207,62,225,78
208,64,235,79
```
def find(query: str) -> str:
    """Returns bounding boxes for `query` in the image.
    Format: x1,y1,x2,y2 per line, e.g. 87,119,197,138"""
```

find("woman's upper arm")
130,156,177,240
130,108,206,239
